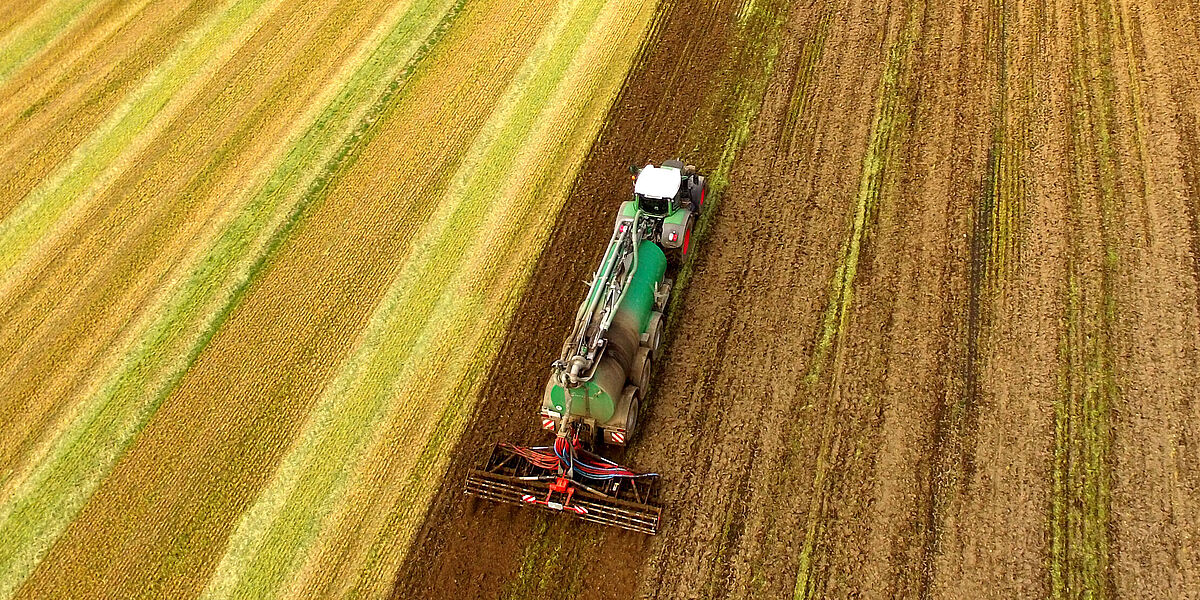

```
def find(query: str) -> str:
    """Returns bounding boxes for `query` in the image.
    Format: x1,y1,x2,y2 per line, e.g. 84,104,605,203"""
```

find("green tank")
545,240,666,424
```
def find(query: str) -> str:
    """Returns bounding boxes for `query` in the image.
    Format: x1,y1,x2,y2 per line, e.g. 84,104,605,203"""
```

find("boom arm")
553,214,646,387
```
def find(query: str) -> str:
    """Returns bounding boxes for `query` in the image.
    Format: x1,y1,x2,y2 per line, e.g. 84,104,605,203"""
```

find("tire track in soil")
925,0,1061,596
920,0,1027,595
1173,99,1200,335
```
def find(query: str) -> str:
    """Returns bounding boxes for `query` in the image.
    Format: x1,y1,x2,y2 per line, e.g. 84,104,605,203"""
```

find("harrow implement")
464,443,661,535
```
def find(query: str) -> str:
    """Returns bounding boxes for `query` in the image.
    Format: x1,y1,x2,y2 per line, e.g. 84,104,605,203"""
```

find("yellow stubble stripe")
0,0,286,291
0,0,467,596
198,0,657,597
0,0,98,84
0,0,437,505
0,0,156,123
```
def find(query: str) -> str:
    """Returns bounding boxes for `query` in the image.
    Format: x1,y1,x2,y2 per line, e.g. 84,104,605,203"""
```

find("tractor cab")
623,161,706,255
633,164,683,216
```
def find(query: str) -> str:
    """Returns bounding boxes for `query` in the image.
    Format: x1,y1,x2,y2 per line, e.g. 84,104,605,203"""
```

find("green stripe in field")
0,1,461,596
804,5,916,389
0,0,97,84
979,0,1023,291
0,0,278,285
198,1,619,596
1050,0,1122,595
794,3,921,598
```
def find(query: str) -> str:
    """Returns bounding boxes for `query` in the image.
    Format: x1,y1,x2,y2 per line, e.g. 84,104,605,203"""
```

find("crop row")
794,2,923,595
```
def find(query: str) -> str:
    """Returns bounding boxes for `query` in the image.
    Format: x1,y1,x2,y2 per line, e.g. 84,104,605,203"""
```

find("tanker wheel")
631,346,652,394
626,394,641,443
643,314,663,356
610,385,641,447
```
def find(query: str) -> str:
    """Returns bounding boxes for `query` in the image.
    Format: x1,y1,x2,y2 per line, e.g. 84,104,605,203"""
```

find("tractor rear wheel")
688,175,706,213
681,215,696,257
666,215,695,269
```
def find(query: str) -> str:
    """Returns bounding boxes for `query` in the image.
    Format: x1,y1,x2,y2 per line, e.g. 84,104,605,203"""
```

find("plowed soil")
396,0,1200,598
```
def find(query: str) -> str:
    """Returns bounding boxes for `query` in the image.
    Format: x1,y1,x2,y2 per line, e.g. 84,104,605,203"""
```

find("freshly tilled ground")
396,0,1200,598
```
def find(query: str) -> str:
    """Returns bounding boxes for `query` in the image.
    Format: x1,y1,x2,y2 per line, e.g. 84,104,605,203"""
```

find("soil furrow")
1172,102,1200,338
920,0,1020,594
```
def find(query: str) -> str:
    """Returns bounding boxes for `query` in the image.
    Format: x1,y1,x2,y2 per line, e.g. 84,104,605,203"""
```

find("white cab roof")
634,165,681,199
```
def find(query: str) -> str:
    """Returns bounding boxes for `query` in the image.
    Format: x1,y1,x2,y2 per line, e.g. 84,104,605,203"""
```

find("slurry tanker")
464,160,706,535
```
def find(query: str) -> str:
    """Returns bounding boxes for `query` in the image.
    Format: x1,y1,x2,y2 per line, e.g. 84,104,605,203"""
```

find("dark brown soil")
397,0,1200,597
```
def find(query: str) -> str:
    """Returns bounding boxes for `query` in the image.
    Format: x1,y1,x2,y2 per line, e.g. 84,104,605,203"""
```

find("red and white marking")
610,430,625,444
541,417,556,430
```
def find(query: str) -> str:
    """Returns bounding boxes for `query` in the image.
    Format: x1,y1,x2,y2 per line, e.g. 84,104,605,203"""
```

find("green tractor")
465,160,706,535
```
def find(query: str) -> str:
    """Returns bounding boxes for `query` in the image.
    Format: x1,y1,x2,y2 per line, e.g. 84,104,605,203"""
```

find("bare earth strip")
1101,0,1200,596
